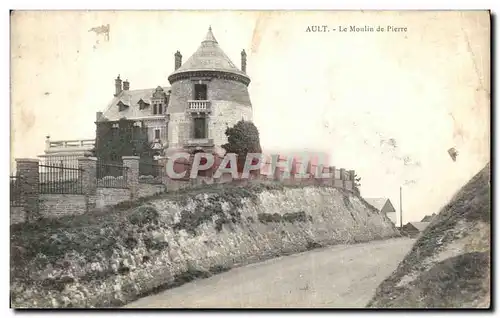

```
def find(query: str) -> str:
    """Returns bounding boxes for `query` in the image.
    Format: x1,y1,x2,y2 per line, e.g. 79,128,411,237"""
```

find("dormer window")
117,100,129,112
138,99,150,110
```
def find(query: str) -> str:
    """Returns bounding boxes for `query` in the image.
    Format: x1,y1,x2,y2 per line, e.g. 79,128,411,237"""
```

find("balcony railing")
188,100,211,112
185,138,214,147
45,137,95,151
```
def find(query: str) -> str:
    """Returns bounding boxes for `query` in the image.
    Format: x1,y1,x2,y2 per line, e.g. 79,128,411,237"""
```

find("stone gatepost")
15,158,40,223
122,156,140,200
348,170,356,192
340,168,346,189
78,157,97,212
330,166,336,186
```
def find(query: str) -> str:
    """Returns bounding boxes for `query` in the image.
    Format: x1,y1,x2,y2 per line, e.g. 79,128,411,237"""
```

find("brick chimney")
96,111,103,121
114,75,122,96
123,79,130,91
241,49,247,73
175,51,182,70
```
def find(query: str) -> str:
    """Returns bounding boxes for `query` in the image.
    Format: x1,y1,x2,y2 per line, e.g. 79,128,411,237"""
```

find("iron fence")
139,161,165,184
38,155,81,169
10,176,23,207
96,161,128,188
39,164,84,194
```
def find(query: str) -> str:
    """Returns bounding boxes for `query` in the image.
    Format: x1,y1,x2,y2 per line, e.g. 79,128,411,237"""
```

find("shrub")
127,206,160,226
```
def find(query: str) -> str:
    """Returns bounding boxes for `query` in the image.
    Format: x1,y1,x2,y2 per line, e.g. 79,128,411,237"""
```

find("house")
400,222,431,238
43,26,253,163
364,198,397,225
421,213,437,222
95,26,253,159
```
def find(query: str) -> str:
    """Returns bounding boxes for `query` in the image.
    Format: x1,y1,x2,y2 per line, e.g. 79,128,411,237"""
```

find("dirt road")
125,237,414,308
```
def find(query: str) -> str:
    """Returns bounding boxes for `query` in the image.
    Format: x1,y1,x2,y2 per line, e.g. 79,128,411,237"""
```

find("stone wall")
209,100,254,154
96,188,131,209
138,183,166,198
11,155,358,224
208,78,252,107
166,77,252,150
163,177,191,192
39,194,87,218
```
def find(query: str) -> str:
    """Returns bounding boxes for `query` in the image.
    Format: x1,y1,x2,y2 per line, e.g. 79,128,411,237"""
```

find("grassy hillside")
367,163,491,308
11,181,399,308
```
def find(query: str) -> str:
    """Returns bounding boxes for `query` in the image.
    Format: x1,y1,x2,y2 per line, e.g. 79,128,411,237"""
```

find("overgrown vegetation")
11,179,396,308
93,118,157,174
368,163,491,308
257,211,311,224
221,120,262,172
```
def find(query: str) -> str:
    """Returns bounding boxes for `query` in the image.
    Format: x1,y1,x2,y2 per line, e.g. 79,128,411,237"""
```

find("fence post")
348,170,356,192
122,156,140,200
78,157,97,212
158,157,168,185
15,158,40,223
330,166,336,186
340,168,346,189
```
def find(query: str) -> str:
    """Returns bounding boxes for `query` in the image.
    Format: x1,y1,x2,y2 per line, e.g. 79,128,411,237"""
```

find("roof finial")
203,26,218,44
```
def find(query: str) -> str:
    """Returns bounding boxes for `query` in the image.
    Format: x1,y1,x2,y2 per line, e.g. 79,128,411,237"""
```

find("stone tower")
166,27,253,156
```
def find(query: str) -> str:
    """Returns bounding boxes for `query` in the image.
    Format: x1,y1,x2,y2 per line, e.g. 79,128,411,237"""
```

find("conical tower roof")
168,27,250,85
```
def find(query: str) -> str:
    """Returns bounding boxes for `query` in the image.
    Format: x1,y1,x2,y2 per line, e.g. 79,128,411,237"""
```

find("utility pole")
400,186,403,229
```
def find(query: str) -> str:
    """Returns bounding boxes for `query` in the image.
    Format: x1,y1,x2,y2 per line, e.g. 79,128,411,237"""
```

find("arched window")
153,104,158,115
158,103,163,114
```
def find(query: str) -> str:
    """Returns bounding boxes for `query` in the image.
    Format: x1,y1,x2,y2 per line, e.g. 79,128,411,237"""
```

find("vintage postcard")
10,10,490,309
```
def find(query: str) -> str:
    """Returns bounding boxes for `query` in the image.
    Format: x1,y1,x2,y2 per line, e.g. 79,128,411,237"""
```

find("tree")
221,120,262,172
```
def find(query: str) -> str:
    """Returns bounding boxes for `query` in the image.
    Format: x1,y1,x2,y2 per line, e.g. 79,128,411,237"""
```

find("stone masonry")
15,159,40,222
78,157,97,212
12,153,357,224
122,156,140,200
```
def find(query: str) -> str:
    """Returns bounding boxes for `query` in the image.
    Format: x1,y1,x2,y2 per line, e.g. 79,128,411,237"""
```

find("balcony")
44,136,95,155
188,100,211,113
185,138,214,148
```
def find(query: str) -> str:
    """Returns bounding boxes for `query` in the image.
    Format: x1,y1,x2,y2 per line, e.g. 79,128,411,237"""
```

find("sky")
10,10,490,224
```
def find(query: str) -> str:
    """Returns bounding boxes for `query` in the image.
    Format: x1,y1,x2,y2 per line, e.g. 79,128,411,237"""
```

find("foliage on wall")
94,119,155,175
221,120,262,172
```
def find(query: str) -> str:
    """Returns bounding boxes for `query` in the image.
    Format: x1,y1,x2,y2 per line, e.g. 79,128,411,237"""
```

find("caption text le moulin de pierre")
306,25,408,33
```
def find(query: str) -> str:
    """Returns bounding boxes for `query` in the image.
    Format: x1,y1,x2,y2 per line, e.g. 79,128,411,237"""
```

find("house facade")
364,198,397,225
400,222,431,238
42,27,253,163
165,26,252,156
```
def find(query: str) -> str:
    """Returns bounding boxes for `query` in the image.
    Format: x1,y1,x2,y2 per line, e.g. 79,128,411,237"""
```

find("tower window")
193,117,207,139
153,104,158,115
158,103,163,114
194,84,207,100
154,129,160,139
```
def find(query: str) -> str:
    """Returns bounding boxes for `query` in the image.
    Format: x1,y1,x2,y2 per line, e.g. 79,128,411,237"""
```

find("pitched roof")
408,222,431,232
169,27,248,79
99,86,170,122
364,198,390,211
